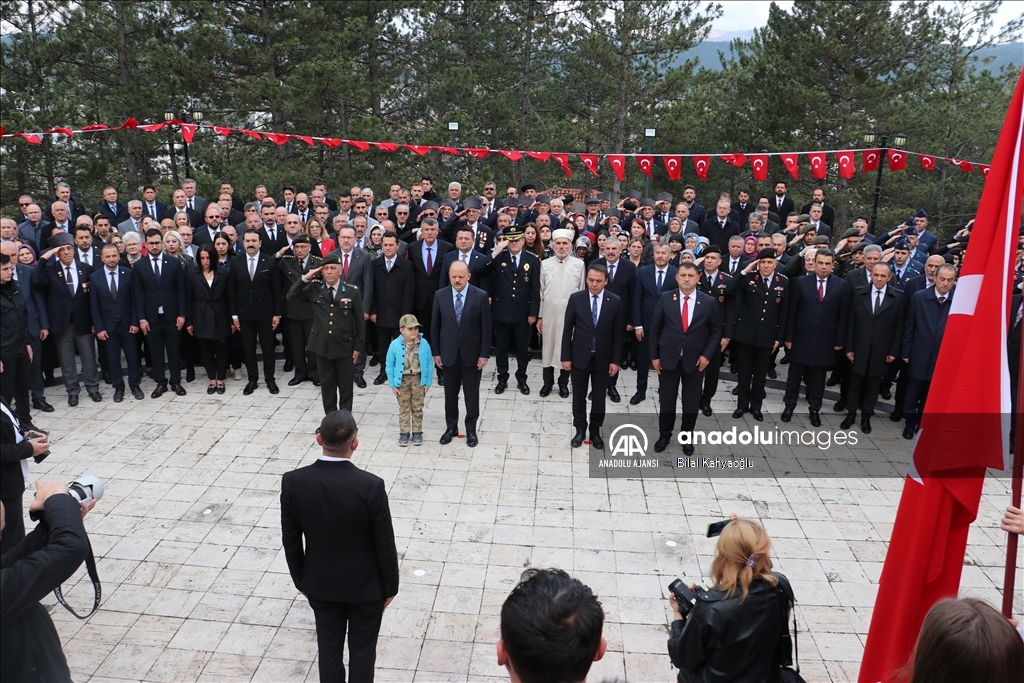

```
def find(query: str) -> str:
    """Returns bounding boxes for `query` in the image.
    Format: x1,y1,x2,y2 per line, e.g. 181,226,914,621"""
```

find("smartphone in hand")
707,519,731,537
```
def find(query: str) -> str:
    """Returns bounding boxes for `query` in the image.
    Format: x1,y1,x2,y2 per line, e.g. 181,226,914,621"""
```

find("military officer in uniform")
287,254,364,415
489,225,541,394
695,245,734,415
278,233,322,387
728,248,789,421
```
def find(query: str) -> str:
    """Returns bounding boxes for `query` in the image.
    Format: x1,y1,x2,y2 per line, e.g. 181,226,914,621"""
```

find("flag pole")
1002,324,1024,619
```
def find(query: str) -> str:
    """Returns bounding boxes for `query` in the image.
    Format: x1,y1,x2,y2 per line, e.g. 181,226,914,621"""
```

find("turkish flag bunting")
112,117,138,130
978,164,991,177
579,154,600,176
0,127,6,137
402,144,429,155
373,142,399,152
81,123,109,131
291,135,314,146
346,140,371,152
836,151,855,179
526,151,551,162
807,152,827,179
919,154,936,171
464,147,490,159
212,126,233,137
607,155,627,181
239,130,263,141
46,127,75,137
858,68,1024,683
263,132,289,145
720,153,746,168
690,155,709,181
552,153,572,177
887,148,907,171
498,150,522,161
14,133,42,144
947,157,975,173
137,123,169,132
749,154,769,181
661,155,682,181
862,149,881,172
180,124,197,143
433,146,459,155
319,138,343,148
780,153,799,180
636,155,654,178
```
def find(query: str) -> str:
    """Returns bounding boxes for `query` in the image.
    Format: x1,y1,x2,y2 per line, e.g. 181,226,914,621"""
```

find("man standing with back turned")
281,410,399,683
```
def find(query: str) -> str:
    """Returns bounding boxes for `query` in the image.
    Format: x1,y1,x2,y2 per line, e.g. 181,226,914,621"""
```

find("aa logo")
609,424,648,457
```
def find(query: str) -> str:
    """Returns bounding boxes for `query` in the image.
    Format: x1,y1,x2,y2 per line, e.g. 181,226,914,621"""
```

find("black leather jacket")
668,574,792,683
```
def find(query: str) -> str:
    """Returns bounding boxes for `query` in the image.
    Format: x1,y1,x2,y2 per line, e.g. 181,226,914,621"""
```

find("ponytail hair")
709,518,777,601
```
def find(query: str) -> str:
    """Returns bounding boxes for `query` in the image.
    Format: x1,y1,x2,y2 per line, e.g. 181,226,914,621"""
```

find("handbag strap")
777,579,799,674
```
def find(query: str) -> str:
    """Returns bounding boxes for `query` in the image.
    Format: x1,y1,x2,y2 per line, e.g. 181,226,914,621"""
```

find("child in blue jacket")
386,314,433,446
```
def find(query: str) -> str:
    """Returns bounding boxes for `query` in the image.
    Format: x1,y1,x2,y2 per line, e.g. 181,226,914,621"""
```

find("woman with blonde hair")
667,517,794,682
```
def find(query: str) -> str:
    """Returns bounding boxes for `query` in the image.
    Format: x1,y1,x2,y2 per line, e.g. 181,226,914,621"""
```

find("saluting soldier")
287,254,364,416
278,233,322,387
489,225,541,395
728,248,789,421
695,245,734,416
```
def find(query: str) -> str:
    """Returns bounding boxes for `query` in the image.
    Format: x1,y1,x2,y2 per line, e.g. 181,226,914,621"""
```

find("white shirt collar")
318,454,351,462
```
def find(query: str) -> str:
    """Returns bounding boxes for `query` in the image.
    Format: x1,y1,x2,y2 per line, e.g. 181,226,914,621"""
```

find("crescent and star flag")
780,152,799,180
750,154,769,181
636,155,654,178
836,151,856,179
579,154,600,176
859,67,1024,683
807,152,827,179
863,149,881,172
690,155,709,181
887,148,907,171
919,154,936,171
607,154,627,181
551,153,572,177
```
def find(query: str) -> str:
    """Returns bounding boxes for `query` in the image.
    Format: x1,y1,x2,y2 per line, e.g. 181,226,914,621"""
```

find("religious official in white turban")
537,229,585,397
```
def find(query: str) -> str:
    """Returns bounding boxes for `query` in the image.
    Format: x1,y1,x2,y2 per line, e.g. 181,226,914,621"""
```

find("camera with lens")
28,475,104,522
668,578,705,619
24,430,50,463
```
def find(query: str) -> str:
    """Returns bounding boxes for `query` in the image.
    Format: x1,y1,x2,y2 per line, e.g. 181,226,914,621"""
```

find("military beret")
586,197,601,205
640,198,657,208
321,254,342,265
703,245,722,255
799,224,817,235
797,213,811,223
534,194,551,205
291,233,310,244
463,196,482,210
656,192,673,203
893,238,911,250
812,235,830,245
850,242,867,254
842,227,861,239
757,247,777,260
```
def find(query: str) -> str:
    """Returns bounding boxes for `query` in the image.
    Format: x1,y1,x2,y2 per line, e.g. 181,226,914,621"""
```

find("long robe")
539,255,586,367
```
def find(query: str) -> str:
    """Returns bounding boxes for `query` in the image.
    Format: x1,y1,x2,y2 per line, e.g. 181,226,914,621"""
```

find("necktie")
65,266,74,294
386,259,392,272
681,295,690,333
248,257,256,280
1016,305,1023,326
938,295,946,305
608,263,615,282
591,295,599,352
461,253,469,264
329,286,336,301
82,251,90,266
188,198,193,211
426,246,433,276
707,274,714,289
874,290,882,314
109,271,118,301
153,257,161,280
455,291,463,324
133,219,138,231
720,221,725,230
343,253,350,279
818,279,825,302
656,270,663,289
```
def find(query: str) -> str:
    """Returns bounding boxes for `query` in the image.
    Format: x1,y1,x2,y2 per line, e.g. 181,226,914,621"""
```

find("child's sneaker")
399,433,410,447
412,432,423,446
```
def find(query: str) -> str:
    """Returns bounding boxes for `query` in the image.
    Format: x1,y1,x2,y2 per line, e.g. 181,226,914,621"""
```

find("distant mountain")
705,29,755,42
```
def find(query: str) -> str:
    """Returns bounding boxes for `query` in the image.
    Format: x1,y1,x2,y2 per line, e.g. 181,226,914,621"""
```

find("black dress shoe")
89,391,102,402
243,381,257,395
780,356,790,365
860,416,872,434
825,375,838,387
283,360,294,372
207,383,217,394
558,385,569,398
809,411,822,428
629,392,645,405
151,385,167,399
682,444,695,456
311,378,320,387
288,377,305,386
373,373,387,385
571,431,586,448
369,356,379,367
608,387,621,403
494,381,506,395
266,381,279,394
732,408,745,419
131,386,145,400
590,433,604,450
833,398,847,413
879,387,892,400
731,386,739,395
67,394,79,406
216,385,225,395
440,428,457,445
654,436,670,453
902,424,916,440
767,368,777,379
539,384,552,397
751,409,764,422
437,374,444,387
32,399,54,413
171,384,187,396
889,410,903,422
113,388,124,403
780,406,794,422
840,413,857,429
518,382,530,395
355,377,367,389
700,404,713,417
466,432,478,447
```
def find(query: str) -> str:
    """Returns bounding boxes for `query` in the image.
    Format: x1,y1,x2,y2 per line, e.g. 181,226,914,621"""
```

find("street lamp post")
863,129,907,235
166,108,204,180
448,121,459,183
644,128,656,199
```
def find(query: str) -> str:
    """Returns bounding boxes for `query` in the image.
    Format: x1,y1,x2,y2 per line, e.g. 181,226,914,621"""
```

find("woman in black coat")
186,245,232,394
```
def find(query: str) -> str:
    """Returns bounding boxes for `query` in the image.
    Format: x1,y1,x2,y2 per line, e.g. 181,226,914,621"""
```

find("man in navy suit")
771,180,795,219
141,184,168,222
561,264,624,449
94,185,130,228
132,228,188,398
591,238,635,404
1,241,51,415
648,262,723,455
782,250,850,426
631,243,677,404
901,264,956,439
701,198,741,251
90,243,143,402
439,226,493,292
912,209,938,253
229,230,283,395
431,260,491,448
406,218,452,382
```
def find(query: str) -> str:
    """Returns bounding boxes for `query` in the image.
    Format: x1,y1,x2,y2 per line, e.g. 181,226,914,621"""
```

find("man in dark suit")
90,243,143,402
648,262,723,455
771,180,795,219
695,246,734,415
840,263,904,434
901,264,956,439
16,204,53,253
0,253,36,431
281,410,399,683
0,391,50,552
132,229,188,398
800,188,835,229
229,230,283,395
72,224,102,273
731,189,756,228
166,188,200,228
488,226,539,395
33,234,102,406
258,209,288,256
1,242,51,415
94,186,130,228
431,260,491,447
45,200,73,235
331,226,375,388
728,249,789,421
279,235,322,387
406,218,452,366
560,264,624,449
439,226,493,292
369,232,415,384
181,178,207,226
192,204,224,248
591,237,635,404
701,198,741,251
49,182,87,224
141,184,168,222
782,250,850,426
834,244,884,411
630,243,677,405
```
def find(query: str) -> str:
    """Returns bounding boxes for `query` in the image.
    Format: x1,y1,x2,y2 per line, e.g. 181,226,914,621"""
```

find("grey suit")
327,247,374,380
117,218,144,235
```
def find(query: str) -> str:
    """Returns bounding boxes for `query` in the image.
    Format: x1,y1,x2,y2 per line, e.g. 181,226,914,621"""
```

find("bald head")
448,260,470,291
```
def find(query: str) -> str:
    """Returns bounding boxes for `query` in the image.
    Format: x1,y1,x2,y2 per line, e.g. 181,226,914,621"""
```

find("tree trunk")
113,1,139,188
611,11,630,200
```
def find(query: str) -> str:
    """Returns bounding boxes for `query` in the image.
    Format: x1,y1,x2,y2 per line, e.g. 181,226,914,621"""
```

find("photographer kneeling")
1,481,93,682
667,518,794,683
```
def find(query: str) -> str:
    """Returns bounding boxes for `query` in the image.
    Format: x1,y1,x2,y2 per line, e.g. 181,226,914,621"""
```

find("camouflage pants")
397,373,425,433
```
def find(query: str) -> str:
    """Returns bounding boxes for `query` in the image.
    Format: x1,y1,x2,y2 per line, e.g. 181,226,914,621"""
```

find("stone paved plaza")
23,358,1021,683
